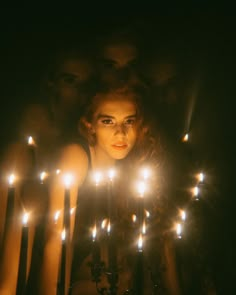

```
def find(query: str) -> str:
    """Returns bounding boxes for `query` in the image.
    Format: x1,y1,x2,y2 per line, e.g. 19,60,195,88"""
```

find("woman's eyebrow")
97,114,115,120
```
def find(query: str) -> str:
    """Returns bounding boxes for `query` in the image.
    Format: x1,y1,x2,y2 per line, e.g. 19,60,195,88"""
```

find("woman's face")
90,93,138,161
51,58,93,116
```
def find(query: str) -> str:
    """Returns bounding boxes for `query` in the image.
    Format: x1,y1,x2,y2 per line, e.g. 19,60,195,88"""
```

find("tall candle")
133,234,144,295
137,181,146,233
27,136,36,175
16,213,29,295
57,229,66,295
107,169,115,220
63,174,72,238
3,174,15,235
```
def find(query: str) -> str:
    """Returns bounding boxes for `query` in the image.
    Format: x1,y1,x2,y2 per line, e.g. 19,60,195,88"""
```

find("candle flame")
92,224,97,241
54,210,60,222
142,221,146,234
28,136,35,146
107,220,111,234
8,174,15,185
198,172,204,183
176,223,182,238
22,213,29,225
180,210,186,221
94,171,102,186
63,173,73,188
182,133,189,142
145,210,150,218
193,186,200,200
141,167,150,180
101,218,108,229
108,169,115,181
40,171,48,182
137,181,146,197
132,214,137,223
70,207,75,215
61,228,66,241
138,234,143,251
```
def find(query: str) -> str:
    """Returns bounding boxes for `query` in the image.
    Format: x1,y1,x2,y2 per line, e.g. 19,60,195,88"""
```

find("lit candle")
57,229,66,295
91,224,101,265
27,136,36,175
107,169,115,221
137,181,146,233
193,186,200,201
93,171,102,225
182,133,189,142
133,233,144,295
16,213,29,295
4,174,16,232
39,171,48,184
197,172,205,184
176,223,182,239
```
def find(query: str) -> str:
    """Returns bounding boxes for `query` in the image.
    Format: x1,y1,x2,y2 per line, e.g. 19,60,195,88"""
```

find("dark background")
1,6,235,293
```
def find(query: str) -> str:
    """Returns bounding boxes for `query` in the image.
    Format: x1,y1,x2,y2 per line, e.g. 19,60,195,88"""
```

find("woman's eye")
101,119,114,125
124,118,136,126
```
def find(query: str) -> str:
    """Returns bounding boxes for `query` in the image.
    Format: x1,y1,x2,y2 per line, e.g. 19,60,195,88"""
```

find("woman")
39,85,181,294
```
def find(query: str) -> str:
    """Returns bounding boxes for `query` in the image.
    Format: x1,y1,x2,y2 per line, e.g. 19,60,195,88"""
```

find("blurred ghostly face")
99,43,139,86
90,93,138,162
51,58,93,115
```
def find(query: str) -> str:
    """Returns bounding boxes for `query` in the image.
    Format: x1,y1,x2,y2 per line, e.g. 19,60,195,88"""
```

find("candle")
133,234,144,295
176,223,182,239
93,171,102,225
16,213,29,295
107,169,115,221
91,224,101,265
63,174,72,239
182,133,189,142
137,181,146,233
4,174,16,233
27,136,36,175
57,229,66,295
193,186,200,201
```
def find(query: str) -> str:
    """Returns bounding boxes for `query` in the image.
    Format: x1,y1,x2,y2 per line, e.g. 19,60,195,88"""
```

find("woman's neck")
89,146,116,170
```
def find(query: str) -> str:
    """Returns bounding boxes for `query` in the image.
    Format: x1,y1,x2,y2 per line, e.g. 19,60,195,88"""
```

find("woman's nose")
114,123,127,135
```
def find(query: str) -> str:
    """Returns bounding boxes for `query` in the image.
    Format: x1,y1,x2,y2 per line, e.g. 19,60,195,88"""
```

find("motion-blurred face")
99,42,139,87
90,93,138,162
50,58,93,122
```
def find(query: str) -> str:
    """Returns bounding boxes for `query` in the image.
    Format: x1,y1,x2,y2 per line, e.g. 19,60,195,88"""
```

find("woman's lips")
111,143,128,150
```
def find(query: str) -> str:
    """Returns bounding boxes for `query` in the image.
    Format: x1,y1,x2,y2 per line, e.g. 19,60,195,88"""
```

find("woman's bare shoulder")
57,143,90,184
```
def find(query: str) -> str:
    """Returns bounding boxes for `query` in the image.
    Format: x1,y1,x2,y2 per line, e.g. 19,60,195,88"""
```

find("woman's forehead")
94,96,137,117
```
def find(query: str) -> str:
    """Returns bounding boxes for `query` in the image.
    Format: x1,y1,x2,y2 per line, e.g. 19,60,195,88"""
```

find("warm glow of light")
193,186,199,199
92,224,97,241
107,220,111,234
137,181,146,197
145,210,150,218
40,171,48,182
56,169,61,175
54,210,60,222
93,171,102,186
28,136,35,146
141,167,151,180
70,207,75,215
101,218,108,229
63,173,73,188
176,223,182,238
180,210,186,221
22,213,29,225
198,172,204,183
182,133,189,142
132,214,137,223
108,169,115,181
138,234,143,251
142,221,146,234
8,174,15,185
61,229,66,241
